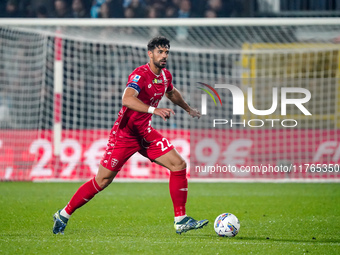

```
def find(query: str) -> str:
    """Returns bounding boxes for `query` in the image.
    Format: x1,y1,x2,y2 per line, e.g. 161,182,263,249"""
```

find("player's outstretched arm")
166,88,201,119
122,87,174,121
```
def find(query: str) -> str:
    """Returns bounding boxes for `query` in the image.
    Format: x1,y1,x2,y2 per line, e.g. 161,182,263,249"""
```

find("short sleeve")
126,73,145,94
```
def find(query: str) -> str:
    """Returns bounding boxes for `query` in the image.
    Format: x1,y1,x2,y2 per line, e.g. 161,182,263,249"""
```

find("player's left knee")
96,177,113,189
172,159,186,171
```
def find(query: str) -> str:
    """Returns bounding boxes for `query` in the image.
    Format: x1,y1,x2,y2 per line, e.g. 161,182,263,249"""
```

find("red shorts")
100,128,174,171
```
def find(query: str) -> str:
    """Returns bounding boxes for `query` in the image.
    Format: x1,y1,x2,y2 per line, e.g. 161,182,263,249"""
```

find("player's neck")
148,62,161,75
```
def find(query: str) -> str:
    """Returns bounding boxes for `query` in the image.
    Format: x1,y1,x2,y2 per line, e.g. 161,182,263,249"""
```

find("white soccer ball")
214,213,240,237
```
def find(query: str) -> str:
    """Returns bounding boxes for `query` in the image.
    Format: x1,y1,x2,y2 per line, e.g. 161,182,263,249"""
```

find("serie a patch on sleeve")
132,75,141,82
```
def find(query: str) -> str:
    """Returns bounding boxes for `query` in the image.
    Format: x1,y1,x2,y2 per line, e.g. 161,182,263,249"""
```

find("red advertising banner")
190,129,340,179
0,130,190,181
0,129,339,181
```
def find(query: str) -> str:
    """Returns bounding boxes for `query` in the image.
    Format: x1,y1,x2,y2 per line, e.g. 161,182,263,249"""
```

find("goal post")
0,18,339,182
53,29,63,157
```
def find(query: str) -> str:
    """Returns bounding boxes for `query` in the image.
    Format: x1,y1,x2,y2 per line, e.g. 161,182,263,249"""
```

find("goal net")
0,19,339,181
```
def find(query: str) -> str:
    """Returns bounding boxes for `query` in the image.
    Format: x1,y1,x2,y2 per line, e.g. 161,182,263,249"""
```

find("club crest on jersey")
153,78,162,84
111,158,119,168
132,75,141,82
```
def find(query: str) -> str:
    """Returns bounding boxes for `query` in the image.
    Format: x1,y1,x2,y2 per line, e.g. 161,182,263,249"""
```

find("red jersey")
110,63,174,139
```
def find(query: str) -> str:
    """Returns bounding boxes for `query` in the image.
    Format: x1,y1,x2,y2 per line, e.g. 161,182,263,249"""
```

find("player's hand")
188,107,201,119
154,108,175,121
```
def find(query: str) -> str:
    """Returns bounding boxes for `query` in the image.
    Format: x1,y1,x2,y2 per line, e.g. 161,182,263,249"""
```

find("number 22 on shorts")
156,138,172,152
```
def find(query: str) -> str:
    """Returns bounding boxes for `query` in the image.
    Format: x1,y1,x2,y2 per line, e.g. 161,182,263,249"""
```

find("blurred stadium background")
1,0,340,182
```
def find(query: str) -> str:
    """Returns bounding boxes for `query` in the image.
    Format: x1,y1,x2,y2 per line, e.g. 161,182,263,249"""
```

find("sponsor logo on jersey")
154,92,163,96
132,75,141,82
148,84,152,88
153,78,162,84
111,158,119,168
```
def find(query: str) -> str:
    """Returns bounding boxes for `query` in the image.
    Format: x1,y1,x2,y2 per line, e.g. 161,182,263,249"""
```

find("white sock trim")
60,208,71,219
92,178,100,192
175,215,187,223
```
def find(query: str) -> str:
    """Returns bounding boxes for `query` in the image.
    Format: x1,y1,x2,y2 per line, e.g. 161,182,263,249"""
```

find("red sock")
169,169,188,217
65,177,103,215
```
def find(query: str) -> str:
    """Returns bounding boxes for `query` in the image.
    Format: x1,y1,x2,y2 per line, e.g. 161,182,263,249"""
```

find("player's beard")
154,58,167,69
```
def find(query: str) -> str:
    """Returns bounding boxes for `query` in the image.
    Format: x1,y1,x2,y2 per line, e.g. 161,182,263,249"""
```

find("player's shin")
63,177,103,216
169,169,188,222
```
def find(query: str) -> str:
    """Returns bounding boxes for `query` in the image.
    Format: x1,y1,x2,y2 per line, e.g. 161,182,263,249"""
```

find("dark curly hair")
147,36,170,51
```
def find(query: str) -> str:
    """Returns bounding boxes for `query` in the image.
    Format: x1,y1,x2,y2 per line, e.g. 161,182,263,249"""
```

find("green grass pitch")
0,182,339,254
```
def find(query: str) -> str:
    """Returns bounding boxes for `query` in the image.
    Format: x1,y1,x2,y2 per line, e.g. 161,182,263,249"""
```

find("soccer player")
53,36,208,235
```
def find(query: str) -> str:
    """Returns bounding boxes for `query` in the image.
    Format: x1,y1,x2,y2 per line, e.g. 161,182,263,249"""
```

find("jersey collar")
146,63,161,77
